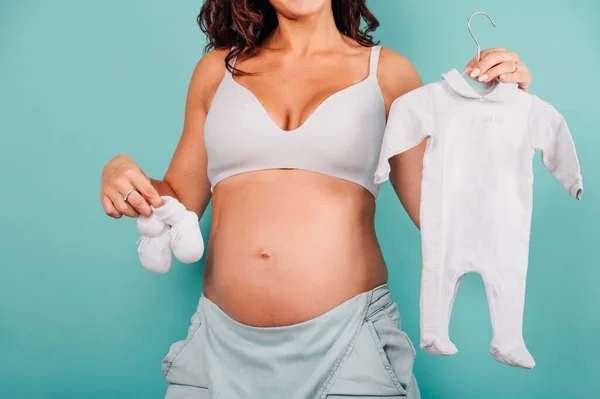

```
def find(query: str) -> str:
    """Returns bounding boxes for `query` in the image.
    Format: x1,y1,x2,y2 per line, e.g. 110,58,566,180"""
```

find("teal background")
0,0,598,398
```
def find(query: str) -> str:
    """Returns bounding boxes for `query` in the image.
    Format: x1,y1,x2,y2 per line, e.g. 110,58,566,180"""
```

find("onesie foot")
421,332,458,356
491,342,535,369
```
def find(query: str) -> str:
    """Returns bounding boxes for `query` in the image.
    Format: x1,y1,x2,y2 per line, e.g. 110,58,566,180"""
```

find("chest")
232,53,372,132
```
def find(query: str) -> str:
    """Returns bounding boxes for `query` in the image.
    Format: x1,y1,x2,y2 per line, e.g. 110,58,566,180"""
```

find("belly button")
258,250,272,260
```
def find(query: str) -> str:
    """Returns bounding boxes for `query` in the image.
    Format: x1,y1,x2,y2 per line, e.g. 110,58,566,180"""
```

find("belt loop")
365,284,392,320
363,287,376,321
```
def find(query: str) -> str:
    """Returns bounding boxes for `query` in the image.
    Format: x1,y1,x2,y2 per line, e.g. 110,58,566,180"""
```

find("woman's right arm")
100,49,228,219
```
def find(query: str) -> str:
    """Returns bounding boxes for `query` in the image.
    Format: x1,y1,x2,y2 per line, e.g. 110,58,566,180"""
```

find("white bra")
204,45,387,198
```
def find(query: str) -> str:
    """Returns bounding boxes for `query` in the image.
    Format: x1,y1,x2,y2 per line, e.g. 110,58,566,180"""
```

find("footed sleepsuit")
374,68,583,369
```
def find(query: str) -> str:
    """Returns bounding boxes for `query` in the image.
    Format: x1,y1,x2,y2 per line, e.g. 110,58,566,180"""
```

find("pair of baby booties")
136,196,204,273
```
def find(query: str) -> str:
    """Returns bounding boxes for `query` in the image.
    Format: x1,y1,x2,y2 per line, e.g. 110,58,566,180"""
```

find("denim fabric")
162,284,419,399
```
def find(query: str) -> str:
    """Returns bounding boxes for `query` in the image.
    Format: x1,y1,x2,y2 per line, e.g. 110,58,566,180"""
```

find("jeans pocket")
367,303,416,395
161,310,203,379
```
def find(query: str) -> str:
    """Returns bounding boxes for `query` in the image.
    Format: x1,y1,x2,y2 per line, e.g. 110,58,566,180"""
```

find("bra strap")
229,56,237,70
226,49,238,76
369,45,382,78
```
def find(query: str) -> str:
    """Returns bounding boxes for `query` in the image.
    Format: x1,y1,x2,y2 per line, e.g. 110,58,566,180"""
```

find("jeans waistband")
199,283,392,337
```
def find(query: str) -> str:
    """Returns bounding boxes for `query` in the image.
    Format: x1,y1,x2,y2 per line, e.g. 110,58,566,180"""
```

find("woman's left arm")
377,47,533,229
378,48,426,228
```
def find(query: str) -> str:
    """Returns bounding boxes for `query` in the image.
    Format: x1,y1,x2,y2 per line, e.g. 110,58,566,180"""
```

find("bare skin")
100,0,532,327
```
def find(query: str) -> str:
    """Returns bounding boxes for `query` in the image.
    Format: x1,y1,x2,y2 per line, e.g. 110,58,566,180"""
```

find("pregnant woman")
100,0,532,397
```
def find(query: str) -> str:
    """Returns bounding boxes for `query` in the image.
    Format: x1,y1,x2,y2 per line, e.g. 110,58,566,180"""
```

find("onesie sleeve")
528,95,583,200
374,84,433,185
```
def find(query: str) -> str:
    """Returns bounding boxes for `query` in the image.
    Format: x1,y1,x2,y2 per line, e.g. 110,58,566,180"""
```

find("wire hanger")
462,11,496,77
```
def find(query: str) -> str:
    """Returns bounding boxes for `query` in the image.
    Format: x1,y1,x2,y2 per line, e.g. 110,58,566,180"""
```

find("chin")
270,0,330,19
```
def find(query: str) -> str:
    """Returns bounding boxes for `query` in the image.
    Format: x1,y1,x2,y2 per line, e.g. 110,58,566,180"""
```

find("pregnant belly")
201,170,388,327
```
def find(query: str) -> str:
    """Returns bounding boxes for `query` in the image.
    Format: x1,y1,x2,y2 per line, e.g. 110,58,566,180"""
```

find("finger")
101,195,122,219
498,71,523,84
128,173,164,208
472,50,520,78
499,68,532,89
477,61,521,83
500,61,530,83
464,47,507,69
464,47,507,71
124,190,152,217
109,182,140,218
112,195,140,218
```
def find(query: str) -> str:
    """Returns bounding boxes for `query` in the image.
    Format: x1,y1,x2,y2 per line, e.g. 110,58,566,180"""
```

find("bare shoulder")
188,48,230,109
195,48,229,75
377,46,423,106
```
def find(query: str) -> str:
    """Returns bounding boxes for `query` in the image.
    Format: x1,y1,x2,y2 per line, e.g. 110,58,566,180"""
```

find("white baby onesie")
374,68,583,369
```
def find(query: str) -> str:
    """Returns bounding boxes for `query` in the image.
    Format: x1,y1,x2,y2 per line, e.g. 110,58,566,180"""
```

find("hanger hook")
467,11,496,64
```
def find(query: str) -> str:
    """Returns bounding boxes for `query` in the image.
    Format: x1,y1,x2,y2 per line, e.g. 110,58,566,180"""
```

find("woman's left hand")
464,47,532,92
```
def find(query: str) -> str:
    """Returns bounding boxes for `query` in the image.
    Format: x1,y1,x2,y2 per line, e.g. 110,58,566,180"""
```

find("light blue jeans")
162,284,420,398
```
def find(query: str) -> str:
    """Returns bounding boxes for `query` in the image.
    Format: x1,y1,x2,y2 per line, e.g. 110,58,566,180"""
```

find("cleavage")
232,58,370,132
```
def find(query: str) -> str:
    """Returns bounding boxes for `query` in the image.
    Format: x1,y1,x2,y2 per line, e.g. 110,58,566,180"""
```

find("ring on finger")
511,60,519,73
122,187,137,202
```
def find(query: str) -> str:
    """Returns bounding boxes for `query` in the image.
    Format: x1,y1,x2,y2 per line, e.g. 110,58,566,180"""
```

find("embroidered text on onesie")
374,69,583,369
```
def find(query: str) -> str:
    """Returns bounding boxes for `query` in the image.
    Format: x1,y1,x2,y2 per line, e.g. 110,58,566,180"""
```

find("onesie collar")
441,68,519,102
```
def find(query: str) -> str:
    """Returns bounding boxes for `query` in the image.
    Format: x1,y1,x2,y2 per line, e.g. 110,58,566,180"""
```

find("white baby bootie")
136,213,173,274
151,196,204,264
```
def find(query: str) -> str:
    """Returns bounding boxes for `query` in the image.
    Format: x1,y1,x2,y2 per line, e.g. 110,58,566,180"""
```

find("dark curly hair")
197,0,380,74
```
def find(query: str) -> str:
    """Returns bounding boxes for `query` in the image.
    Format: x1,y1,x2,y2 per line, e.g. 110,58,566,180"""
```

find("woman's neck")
266,7,347,56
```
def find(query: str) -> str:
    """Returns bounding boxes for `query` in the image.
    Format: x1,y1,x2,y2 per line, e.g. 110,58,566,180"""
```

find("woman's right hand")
100,154,164,219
